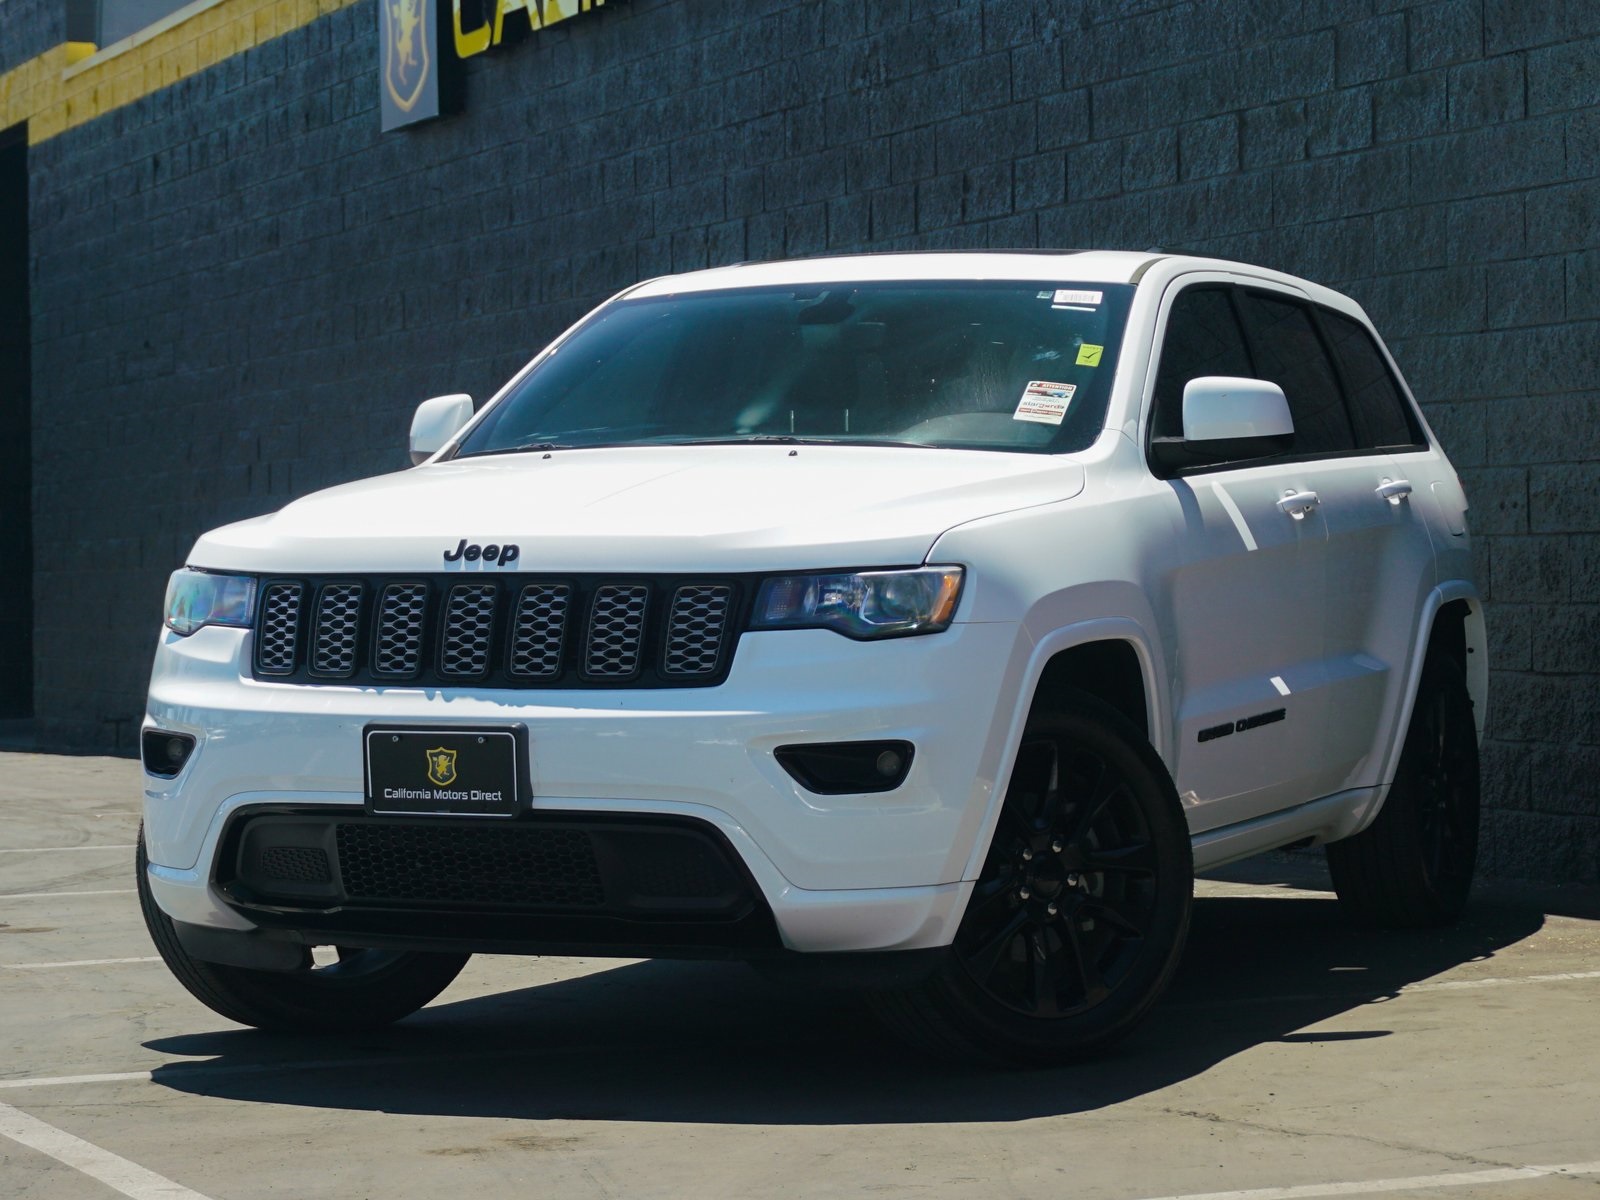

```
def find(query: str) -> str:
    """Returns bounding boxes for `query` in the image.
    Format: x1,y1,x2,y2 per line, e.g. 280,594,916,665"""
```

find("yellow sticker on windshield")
1076,343,1104,367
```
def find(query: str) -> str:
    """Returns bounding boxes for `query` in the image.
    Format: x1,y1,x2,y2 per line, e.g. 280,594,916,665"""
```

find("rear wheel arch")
1427,596,1486,737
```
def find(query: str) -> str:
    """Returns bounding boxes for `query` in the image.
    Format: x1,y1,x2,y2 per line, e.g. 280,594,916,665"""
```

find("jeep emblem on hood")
443,539,520,565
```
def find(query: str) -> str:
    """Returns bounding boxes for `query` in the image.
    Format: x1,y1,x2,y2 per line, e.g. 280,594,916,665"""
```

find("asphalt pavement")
2,750,1598,1199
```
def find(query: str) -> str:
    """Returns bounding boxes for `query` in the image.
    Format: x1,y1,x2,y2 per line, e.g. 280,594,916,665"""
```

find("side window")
1235,291,1356,455
1319,310,1426,449
1150,287,1254,440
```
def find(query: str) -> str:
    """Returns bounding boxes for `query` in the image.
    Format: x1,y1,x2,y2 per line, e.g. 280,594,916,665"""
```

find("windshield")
453,281,1134,458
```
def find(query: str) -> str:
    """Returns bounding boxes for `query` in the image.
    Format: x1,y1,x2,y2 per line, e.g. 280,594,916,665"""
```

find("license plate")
364,725,525,817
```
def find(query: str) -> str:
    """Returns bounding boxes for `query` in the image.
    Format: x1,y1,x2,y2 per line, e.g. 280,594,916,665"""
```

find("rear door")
1228,287,1436,807
1314,305,1440,791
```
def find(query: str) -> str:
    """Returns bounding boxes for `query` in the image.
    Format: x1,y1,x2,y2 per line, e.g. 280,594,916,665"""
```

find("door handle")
1376,478,1413,505
1277,490,1319,519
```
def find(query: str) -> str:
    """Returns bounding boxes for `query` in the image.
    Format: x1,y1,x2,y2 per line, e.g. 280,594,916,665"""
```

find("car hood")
188,445,1087,574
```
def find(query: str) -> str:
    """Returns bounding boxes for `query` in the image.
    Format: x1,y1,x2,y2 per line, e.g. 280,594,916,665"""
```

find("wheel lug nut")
1021,848,1033,861
1066,873,1079,887
1018,887,1031,900
1051,839,1063,853
1047,902,1058,916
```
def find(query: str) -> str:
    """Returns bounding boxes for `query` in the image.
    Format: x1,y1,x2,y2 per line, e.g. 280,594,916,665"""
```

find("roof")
623,250,1166,296
621,249,1359,317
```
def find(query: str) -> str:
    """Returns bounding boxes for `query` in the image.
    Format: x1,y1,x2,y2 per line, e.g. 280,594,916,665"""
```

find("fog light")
141,729,196,778
775,740,915,795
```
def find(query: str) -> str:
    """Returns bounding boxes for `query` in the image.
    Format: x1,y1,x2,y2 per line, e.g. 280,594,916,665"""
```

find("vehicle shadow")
143,882,1551,1124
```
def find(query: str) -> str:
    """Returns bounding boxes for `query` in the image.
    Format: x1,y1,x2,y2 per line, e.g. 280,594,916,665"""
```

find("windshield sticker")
1037,291,1053,300
1015,381,1077,425
1076,343,1104,367
1053,289,1102,306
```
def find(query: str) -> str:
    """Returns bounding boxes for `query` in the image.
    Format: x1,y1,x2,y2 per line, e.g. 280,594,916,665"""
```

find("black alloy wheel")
1327,650,1480,927
1411,661,1480,905
955,723,1164,1019
870,696,1192,1064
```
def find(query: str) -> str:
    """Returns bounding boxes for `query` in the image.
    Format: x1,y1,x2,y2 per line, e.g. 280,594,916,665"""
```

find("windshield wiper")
456,435,936,458
453,441,577,459
674,435,817,445
667,435,931,448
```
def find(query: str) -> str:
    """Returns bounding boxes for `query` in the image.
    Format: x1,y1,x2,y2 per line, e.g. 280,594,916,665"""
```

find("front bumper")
143,618,1022,954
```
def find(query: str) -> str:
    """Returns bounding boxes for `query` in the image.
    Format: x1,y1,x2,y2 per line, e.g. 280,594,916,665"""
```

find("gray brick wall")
1,0,65,74
15,0,1600,879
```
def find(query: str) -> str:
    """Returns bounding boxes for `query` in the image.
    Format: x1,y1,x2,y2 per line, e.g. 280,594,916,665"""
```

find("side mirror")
1149,376,1294,476
1183,376,1293,441
409,394,474,465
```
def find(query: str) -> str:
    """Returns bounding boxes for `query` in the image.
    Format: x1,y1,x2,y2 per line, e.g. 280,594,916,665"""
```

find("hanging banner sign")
381,0,608,132
380,0,440,130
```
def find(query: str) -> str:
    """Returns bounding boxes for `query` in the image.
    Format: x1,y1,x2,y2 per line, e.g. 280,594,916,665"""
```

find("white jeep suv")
138,251,1483,1062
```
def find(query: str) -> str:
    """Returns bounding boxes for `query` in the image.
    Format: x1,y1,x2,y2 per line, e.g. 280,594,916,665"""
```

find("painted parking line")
0,1042,618,1092
1134,1160,1600,1200
1169,968,1600,1010
5,957,160,970
1406,969,1600,992
0,1073,153,1090
0,844,136,854
0,888,136,899
0,1098,217,1200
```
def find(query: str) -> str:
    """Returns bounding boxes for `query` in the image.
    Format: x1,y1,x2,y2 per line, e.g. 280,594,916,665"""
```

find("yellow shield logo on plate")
425,746,457,787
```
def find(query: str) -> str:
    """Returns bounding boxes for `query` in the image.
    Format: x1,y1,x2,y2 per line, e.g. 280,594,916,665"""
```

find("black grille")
250,575,745,689
373,584,428,676
440,584,496,677
311,583,363,676
336,822,605,907
256,583,304,675
508,584,570,678
586,585,649,678
258,845,333,884
218,810,780,952
663,585,733,677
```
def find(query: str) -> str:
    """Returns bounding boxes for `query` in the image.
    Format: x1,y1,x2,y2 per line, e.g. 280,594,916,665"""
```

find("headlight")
164,569,257,637
751,566,964,639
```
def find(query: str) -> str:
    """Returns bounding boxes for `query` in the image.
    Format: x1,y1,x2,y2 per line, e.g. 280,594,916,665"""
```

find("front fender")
955,613,1166,883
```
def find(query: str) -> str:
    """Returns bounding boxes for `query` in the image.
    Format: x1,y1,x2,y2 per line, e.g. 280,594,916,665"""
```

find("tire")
137,827,469,1032
870,696,1193,1065
1326,650,1480,928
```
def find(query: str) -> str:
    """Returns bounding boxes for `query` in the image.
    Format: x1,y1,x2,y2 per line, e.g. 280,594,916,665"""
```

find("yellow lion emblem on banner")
383,0,430,112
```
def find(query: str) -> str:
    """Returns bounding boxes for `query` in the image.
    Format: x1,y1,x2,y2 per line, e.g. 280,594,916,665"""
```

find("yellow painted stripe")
0,0,361,145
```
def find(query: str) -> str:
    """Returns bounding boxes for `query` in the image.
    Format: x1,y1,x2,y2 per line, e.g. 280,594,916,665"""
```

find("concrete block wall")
13,0,1600,878
1,0,65,74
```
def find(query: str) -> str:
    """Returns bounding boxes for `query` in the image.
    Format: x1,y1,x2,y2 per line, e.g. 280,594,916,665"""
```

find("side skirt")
1190,786,1384,874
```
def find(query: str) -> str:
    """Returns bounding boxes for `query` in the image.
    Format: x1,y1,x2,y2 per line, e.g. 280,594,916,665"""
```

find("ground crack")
1157,1105,1526,1173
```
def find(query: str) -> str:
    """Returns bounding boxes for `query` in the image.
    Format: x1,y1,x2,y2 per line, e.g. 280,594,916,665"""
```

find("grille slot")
252,575,741,688
335,822,605,907
586,585,649,678
373,583,428,676
439,584,497,677
257,846,332,884
256,583,303,675
663,585,732,677
311,583,364,676
508,584,570,678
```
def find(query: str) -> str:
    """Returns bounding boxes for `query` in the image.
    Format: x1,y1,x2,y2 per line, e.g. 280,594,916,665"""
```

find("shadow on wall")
143,886,1554,1124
